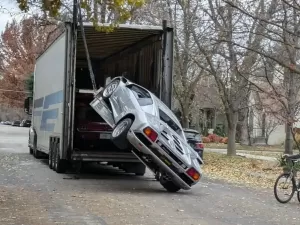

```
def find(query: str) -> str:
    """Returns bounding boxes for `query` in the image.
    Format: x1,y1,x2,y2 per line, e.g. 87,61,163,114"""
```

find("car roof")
183,128,200,134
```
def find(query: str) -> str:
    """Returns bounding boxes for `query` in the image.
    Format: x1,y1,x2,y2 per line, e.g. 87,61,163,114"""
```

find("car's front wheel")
111,117,133,150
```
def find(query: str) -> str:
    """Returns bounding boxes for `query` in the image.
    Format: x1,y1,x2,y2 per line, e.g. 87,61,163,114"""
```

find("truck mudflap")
71,151,140,162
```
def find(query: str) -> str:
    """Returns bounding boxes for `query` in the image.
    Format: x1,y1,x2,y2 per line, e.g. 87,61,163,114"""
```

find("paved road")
1,125,300,225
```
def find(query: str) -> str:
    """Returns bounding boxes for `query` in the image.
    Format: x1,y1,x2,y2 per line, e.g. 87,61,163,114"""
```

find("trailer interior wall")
73,24,164,152
75,24,163,95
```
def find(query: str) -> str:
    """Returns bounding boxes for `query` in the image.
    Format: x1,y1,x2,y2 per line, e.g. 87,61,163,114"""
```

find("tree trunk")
285,122,293,154
227,124,237,156
226,111,238,156
265,134,269,145
100,0,106,23
93,0,98,22
181,104,189,128
180,98,192,128
239,110,250,145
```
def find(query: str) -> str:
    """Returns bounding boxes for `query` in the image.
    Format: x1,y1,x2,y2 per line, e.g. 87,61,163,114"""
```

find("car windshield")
159,109,182,135
128,85,153,106
184,131,202,141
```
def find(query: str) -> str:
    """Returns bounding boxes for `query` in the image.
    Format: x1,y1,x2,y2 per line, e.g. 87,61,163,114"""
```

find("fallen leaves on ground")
202,152,283,189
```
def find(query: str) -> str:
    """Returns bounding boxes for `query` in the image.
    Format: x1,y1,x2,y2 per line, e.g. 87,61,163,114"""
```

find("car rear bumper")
127,130,199,190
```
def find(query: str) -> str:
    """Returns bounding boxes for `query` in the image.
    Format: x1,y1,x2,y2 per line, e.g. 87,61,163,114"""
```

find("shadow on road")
38,158,193,195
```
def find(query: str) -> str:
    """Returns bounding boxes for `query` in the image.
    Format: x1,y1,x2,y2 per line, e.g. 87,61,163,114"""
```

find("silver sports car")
90,76,203,192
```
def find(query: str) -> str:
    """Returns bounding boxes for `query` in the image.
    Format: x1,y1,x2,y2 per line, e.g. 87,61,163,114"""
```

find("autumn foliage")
0,16,62,107
202,134,228,144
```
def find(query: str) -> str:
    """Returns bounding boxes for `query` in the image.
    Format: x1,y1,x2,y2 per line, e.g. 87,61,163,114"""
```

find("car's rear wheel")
111,118,133,150
102,79,120,99
160,174,181,192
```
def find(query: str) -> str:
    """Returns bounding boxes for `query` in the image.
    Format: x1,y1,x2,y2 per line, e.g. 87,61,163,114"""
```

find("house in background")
248,90,286,145
173,76,227,135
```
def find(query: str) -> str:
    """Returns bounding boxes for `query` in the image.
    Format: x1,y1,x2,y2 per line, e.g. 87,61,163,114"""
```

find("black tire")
102,79,120,100
51,142,56,170
155,172,160,181
33,146,43,159
274,173,295,203
48,142,53,169
160,176,181,193
111,118,133,150
29,147,33,155
54,142,67,174
134,163,146,176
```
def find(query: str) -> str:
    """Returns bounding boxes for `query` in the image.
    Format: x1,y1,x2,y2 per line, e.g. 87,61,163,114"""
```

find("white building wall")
267,124,285,145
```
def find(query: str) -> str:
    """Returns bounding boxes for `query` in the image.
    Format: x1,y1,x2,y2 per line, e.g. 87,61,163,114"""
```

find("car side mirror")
24,97,33,115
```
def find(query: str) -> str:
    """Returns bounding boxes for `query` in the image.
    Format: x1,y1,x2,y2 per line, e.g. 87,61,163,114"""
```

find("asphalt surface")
1,125,300,225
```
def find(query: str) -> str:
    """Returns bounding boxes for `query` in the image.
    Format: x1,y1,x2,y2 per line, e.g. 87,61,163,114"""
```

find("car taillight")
187,167,200,181
196,143,204,149
143,127,158,142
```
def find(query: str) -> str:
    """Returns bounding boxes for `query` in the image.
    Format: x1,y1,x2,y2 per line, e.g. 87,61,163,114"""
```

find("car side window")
128,85,153,106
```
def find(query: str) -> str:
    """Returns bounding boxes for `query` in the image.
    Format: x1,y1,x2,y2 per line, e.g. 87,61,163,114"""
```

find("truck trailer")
24,21,174,174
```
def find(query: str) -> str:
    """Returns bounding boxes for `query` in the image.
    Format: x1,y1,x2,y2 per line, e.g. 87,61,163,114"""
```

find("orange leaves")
0,16,61,107
207,133,223,143
202,137,211,143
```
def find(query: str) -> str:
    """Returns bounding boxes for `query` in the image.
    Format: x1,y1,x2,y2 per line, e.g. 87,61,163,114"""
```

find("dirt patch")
0,186,53,225
202,152,283,189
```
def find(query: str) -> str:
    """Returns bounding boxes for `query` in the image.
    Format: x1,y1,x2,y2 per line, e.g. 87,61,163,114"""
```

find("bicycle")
274,154,300,203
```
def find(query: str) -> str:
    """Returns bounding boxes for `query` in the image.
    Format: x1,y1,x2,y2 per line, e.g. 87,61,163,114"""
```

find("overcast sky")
0,1,22,32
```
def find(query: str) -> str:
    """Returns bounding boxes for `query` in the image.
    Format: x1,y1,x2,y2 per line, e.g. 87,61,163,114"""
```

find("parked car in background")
20,120,31,127
91,76,203,192
12,120,21,126
183,128,204,159
5,121,12,125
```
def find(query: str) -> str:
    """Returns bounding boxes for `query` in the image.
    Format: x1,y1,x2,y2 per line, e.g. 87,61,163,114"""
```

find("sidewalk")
206,148,278,162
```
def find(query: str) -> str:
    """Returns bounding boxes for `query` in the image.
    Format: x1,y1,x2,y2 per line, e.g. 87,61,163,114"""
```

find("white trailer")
24,22,174,173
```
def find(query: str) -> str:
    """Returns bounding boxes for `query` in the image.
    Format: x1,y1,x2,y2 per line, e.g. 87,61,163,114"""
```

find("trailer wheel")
51,142,56,170
53,142,67,174
134,163,146,176
111,117,132,150
102,79,120,100
48,142,53,169
33,146,43,159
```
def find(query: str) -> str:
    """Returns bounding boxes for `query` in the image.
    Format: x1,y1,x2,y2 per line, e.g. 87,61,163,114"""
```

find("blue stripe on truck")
34,97,44,108
43,90,64,109
40,108,59,132
33,90,64,132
